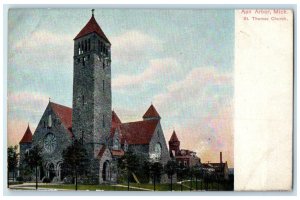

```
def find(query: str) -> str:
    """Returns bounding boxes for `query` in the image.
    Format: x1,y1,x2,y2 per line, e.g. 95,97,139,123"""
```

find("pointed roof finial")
49,97,51,102
91,9,95,16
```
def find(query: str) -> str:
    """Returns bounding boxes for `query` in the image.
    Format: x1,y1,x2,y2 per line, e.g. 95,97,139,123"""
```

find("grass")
38,184,145,191
11,180,233,191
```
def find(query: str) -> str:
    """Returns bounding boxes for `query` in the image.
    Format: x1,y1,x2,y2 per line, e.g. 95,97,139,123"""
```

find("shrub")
42,177,51,183
63,175,73,184
16,176,23,182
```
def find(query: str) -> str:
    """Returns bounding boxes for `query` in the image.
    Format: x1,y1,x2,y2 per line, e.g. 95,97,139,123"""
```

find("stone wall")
31,103,73,180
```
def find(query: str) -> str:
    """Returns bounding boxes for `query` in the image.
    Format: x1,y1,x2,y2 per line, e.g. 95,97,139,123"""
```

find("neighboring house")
201,152,229,180
168,130,201,167
18,12,170,184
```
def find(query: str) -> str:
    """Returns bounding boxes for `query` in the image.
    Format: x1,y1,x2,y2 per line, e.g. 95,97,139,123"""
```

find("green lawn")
28,180,233,191
38,184,144,191
38,183,229,191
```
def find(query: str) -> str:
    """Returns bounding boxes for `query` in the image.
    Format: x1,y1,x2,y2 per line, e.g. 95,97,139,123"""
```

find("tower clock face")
44,133,57,153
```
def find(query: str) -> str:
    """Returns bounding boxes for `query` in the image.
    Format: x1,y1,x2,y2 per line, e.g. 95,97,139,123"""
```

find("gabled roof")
49,102,73,135
112,110,121,128
97,145,107,159
74,14,110,44
143,104,161,119
119,119,159,145
19,125,33,144
169,130,179,142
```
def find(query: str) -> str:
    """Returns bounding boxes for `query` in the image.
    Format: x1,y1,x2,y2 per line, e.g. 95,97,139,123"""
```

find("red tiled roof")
74,15,110,44
19,125,33,143
97,145,107,159
119,119,159,145
111,149,124,156
169,130,179,142
112,110,121,128
143,104,161,119
49,102,73,137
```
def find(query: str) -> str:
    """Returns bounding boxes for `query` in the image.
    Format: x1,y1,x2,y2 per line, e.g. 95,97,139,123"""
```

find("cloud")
152,66,233,167
153,66,232,118
7,119,36,148
110,30,163,63
9,30,73,68
7,91,50,146
8,91,49,114
112,57,181,91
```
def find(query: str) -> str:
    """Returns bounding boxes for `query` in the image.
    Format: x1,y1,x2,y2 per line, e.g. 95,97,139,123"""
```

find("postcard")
5,8,293,192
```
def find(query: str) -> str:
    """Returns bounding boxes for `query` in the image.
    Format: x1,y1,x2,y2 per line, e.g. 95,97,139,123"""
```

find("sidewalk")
9,183,68,191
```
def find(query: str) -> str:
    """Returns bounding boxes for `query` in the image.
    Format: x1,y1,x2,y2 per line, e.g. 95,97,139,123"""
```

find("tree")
7,145,19,187
176,163,188,191
118,151,139,190
24,145,43,190
164,160,177,191
193,165,203,190
149,162,163,191
62,139,89,191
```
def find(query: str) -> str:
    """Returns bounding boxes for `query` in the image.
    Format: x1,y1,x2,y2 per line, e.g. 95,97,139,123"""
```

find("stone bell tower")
72,10,112,158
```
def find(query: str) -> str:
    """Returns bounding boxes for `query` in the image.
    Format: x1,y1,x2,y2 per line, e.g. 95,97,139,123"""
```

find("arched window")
78,43,81,55
81,41,84,54
102,80,105,92
113,138,119,150
102,115,105,128
81,131,84,144
48,115,52,128
83,57,85,66
154,143,162,159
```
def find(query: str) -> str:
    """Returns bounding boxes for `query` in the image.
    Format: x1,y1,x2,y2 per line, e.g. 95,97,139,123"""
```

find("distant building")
201,152,229,180
168,130,201,167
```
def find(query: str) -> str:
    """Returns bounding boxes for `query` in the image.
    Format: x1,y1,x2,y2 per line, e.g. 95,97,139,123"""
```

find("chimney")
220,152,223,163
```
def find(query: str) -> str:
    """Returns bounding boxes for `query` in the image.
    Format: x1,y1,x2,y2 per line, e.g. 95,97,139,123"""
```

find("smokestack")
220,152,223,163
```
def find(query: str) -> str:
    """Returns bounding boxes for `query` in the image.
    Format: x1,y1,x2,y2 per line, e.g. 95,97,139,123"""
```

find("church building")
18,12,171,184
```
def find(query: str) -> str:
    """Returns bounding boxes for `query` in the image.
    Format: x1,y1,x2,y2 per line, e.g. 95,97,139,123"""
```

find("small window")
103,62,105,69
78,43,81,55
82,95,84,106
102,80,105,92
102,115,105,128
184,161,187,166
81,42,84,54
88,39,90,51
43,121,46,128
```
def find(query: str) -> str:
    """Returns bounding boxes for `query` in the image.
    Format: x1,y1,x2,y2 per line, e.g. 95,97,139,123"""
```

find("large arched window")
154,143,162,159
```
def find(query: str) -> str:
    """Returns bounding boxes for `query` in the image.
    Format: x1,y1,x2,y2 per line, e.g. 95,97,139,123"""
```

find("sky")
7,8,234,167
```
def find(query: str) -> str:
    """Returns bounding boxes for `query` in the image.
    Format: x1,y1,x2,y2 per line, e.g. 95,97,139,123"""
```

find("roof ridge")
74,14,110,43
143,104,161,119
19,125,33,143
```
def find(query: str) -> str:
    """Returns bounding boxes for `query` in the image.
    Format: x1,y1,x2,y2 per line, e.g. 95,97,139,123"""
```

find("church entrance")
102,161,110,181
48,163,55,181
